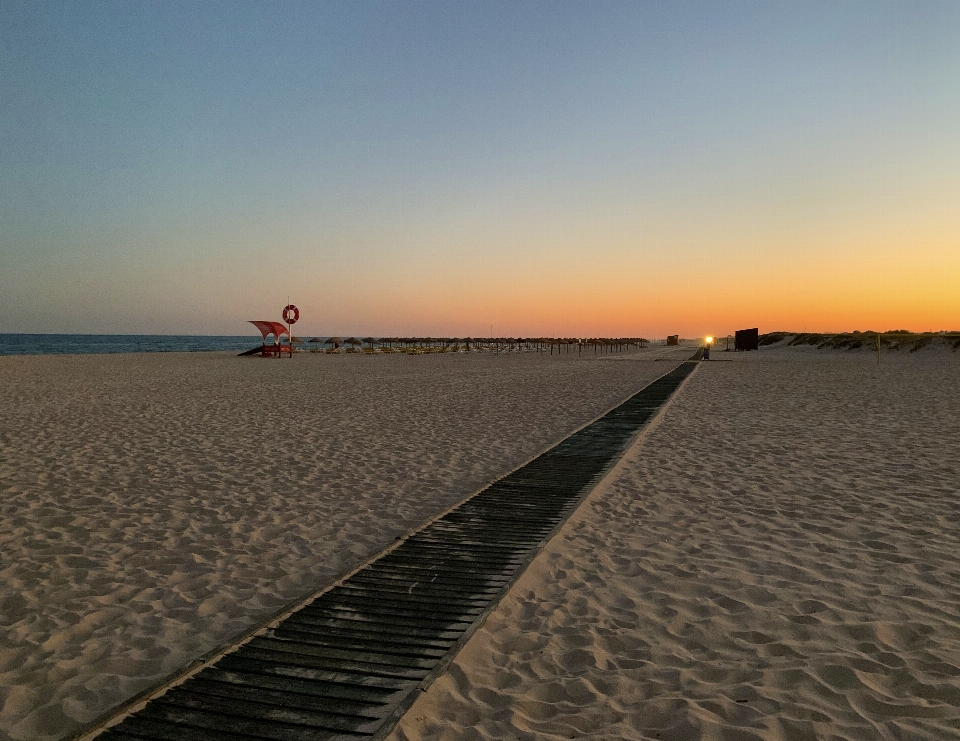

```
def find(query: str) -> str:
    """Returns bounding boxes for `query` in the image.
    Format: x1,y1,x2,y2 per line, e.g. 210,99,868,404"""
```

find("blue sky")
2,1,958,336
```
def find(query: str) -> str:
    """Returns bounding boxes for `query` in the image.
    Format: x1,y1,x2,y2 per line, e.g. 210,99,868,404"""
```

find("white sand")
389,345,960,741
0,346,689,740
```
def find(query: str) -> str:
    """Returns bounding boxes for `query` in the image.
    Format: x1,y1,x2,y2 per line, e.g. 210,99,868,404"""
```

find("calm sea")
0,334,261,356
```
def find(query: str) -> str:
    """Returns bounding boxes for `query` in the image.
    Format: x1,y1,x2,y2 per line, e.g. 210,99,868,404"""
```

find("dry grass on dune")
760,331,960,352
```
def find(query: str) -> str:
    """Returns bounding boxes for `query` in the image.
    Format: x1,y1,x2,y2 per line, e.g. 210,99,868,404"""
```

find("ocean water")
0,334,262,356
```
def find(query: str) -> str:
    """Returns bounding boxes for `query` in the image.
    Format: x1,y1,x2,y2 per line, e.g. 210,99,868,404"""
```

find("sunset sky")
2,1,958,338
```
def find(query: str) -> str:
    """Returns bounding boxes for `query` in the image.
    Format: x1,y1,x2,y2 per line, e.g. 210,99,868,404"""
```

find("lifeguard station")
247,320,293,358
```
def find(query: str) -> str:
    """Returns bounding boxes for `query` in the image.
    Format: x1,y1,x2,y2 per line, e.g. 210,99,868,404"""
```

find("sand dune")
0,346,687,740
389,346,960,741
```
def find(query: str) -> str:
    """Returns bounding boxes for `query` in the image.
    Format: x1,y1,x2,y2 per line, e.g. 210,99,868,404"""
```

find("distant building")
666,335,679,346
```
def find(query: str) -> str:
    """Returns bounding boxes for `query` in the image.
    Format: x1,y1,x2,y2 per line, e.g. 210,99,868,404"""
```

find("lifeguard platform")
247,320,293,358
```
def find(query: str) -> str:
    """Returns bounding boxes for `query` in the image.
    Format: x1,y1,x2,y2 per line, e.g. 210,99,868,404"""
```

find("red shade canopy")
249,321,290,343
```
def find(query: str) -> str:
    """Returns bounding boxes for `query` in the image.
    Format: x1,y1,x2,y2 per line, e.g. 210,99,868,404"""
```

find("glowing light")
706,336,714,344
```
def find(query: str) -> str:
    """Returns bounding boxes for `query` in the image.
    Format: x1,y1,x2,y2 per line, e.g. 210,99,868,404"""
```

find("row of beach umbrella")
300,337,650,348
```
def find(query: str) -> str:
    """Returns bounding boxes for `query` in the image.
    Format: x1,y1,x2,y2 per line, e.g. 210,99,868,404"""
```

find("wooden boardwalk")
92,356,700,741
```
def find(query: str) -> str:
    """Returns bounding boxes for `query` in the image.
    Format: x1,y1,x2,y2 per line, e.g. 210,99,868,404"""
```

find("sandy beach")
6,1,958,738
388,344,960,741
0,345,689,740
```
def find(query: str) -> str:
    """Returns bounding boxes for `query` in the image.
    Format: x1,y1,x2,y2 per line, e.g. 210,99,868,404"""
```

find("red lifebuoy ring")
282,304,299,324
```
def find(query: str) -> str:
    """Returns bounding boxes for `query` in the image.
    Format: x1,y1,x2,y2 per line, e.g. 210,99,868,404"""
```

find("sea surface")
0,334,262,356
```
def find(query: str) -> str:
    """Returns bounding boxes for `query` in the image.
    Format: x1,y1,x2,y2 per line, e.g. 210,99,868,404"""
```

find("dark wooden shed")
735,328,759,351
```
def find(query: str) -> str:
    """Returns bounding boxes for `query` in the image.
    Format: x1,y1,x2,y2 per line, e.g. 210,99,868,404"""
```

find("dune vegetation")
759,331,960,352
